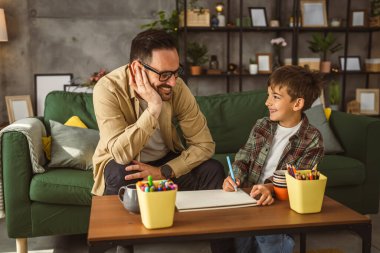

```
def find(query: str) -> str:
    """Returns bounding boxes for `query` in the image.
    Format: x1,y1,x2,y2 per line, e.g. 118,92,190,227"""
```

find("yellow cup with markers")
136,179,177,229
286,170,327,214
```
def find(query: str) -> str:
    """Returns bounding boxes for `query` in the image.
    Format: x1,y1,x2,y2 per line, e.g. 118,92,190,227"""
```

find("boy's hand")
222,176,240,192
250,183,274,206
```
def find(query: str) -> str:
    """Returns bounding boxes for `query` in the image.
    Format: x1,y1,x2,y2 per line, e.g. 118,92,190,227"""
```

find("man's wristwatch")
160,164,174,179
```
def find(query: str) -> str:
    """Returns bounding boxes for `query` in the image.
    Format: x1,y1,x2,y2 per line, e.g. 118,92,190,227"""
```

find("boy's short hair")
267,65,323,111
129,29,177,64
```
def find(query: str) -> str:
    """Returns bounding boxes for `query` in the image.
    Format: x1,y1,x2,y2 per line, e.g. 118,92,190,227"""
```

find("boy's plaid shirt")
232,115,324,187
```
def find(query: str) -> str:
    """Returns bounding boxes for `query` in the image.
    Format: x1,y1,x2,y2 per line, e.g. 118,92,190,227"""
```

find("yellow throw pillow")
42,136,52,160
64,116,88,129
324,107,332,121
42,116,88,160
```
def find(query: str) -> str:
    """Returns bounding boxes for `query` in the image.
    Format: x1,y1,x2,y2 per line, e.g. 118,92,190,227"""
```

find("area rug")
295,249,344,253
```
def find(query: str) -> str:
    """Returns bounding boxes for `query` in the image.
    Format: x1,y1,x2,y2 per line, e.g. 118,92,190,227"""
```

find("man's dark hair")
129,29,177,64
267,65,323,111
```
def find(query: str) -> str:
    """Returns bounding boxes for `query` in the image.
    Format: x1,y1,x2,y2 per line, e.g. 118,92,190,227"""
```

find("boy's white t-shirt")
259,121,302,184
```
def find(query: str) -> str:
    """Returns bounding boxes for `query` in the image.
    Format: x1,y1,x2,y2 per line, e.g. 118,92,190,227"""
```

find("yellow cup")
136,180,177,229
286,170,327,214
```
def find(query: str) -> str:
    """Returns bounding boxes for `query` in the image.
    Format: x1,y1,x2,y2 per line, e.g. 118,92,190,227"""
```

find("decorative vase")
249,64,258,75
320,61,331,73
272,47,282,70
190,66,202,75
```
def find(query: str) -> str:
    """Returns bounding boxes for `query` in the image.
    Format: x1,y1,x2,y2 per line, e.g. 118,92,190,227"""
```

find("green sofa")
2,90,380,248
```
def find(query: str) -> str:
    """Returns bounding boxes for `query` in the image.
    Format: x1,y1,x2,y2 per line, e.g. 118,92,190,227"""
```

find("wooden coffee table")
87,195,371,253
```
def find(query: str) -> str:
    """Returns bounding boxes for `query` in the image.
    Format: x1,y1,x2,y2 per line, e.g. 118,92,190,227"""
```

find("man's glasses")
140,61,183,82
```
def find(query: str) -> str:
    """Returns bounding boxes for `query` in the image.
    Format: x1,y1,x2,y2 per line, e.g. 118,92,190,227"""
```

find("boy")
213,65,324,253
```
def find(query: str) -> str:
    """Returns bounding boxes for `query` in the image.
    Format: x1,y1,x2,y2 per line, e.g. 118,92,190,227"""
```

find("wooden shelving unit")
177,0,380,107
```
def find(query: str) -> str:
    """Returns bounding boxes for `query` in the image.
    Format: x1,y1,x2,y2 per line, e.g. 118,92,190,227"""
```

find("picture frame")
356,88,379,115
5,95,34,123
256,53,272,74
339,56,361,71
351,10,367,27
298,58,321,71
34,73,73,116
300,0,328,27
64,84,94,93
248,7,268,27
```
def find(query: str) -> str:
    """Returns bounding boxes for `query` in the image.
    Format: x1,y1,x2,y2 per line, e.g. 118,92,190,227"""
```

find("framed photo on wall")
300,0,328,27
248,7,268,27
34,73,73,116
5,95,34,123
339,56,361,71
356,88,379,115
351,10,367,27
256,53,272,74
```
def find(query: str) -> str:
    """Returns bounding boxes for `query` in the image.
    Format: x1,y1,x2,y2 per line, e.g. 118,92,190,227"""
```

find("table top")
88,195,370,243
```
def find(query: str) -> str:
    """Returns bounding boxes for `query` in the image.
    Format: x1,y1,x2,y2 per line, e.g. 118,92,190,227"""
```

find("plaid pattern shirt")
232,115,324,187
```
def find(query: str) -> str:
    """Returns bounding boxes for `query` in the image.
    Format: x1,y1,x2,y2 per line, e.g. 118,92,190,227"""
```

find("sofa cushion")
305,104,344,154
318,155,365,187
44,91,98,133
48,120,99,170
30,168,93,206
196,90,268,154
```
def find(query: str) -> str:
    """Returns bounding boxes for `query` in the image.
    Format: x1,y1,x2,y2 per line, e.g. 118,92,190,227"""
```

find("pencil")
226,156,238,192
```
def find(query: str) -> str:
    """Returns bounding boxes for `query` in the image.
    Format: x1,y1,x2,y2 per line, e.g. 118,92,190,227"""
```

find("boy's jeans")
235,234,295,253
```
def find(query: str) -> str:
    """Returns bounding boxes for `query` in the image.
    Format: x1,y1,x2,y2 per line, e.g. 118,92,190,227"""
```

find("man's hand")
250,183,274,206
124,160,163,181
130,62,162,118
222,176,241,192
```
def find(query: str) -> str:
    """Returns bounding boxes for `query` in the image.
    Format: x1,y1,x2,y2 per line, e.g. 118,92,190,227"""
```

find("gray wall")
0,0,379,123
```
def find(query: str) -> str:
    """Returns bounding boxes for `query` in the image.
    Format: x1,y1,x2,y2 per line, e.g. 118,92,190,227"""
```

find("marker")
226,156,238,192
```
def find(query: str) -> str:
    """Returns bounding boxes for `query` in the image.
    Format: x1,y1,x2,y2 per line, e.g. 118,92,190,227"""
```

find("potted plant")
328,79,341,110
187,41,208,75
140,10,179,35
249,58,258,75
307,32,343,73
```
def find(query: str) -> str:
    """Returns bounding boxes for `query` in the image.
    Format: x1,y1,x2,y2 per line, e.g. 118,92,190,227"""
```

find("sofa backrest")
196,90,268,154
44,90,268,153
44,91,98,133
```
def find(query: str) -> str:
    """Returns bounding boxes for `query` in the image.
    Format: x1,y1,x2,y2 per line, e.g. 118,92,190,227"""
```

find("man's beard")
156,84,173,101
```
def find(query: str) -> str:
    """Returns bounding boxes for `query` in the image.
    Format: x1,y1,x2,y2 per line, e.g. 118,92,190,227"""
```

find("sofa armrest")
2,132,34,237
1,117,47,237
329,111,380,213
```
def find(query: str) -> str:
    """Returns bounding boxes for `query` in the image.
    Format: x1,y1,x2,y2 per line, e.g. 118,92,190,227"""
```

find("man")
92,29,224,196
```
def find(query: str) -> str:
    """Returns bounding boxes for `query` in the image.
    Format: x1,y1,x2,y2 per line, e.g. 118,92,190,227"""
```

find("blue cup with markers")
136,177,177,229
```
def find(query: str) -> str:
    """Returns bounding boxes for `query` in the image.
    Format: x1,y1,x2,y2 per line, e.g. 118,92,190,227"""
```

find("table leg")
351,223,372,253
300,232,306,253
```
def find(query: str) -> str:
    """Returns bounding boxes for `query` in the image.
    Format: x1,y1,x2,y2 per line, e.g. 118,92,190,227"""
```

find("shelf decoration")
350,10,367,27
369,0,380,27
270,37,287,70
249,7,268,27
215,2,226,27
356,88,380,115
339,56,362,71
256,53,272,74
187,41,208,75
300,0,328,27
328,79,341,110
307,32,343,73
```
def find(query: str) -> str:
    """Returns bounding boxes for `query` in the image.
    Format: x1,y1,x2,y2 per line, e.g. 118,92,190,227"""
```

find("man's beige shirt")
92,65,215,196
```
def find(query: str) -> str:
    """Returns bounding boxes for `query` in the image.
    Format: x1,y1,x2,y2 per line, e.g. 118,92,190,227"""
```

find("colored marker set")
136,177,177,229
136,176,177,192
286,164,320,180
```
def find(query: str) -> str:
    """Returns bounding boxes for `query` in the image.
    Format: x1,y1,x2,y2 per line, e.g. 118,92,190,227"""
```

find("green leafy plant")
329,79,341,105
187,41,208,66
140,10,179,35
307,32,343,61
371,0,380,17
249,58,256,64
